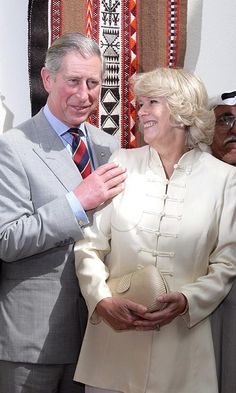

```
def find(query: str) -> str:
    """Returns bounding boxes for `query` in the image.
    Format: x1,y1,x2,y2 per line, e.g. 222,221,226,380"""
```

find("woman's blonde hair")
130,67,215,147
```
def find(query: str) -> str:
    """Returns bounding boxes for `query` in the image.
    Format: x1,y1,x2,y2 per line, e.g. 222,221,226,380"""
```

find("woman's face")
137,96,179,148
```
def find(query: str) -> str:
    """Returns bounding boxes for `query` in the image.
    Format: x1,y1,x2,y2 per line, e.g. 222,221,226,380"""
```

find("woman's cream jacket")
74,146,236,393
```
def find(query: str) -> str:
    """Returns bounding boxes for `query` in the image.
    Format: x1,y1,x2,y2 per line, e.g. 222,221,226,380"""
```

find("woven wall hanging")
28,0,187,147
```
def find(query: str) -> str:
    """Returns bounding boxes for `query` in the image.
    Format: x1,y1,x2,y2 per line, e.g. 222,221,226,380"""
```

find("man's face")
211,105,236,165
41,51,102,127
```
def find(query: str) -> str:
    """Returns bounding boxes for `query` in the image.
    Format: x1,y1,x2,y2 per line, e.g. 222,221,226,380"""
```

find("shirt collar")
43,104,86,137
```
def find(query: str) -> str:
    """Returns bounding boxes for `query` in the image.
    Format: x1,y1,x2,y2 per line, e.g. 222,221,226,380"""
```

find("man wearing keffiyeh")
209,90,236,165
210,90,236,393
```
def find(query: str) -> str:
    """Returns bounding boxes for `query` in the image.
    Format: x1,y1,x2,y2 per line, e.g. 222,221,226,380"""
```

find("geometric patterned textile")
28,0,188,147
85,0,138,147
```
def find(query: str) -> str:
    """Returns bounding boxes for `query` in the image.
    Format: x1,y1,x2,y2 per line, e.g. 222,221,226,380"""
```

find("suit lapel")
33,145,82,191
85,123,112,168
31,111,83,191
30,113,111,191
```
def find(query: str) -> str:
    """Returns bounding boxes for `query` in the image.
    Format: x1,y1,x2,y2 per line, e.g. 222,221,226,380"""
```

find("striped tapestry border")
28,0,49,116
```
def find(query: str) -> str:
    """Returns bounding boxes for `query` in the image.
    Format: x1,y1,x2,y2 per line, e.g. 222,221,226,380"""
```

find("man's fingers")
74,161,127,210
101,167,127,183
94,162,118,174
104,184,124,200
94,161,122,175
94,162,127,181
105,172,127,190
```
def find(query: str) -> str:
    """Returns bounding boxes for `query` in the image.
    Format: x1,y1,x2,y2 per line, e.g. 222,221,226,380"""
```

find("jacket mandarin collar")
148,146,203,176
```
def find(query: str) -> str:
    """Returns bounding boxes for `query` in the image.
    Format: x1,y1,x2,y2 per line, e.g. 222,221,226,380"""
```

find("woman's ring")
155,324,160,331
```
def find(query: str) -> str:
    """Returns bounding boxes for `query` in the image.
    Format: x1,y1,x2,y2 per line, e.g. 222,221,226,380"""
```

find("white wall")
0,0,236,132
184,0,236,98
0,0,31,132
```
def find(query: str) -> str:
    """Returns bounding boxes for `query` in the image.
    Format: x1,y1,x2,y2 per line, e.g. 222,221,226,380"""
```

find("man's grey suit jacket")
0,109,119,364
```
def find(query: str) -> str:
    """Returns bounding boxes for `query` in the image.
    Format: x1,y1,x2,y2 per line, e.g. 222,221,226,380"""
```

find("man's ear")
41,67,52,93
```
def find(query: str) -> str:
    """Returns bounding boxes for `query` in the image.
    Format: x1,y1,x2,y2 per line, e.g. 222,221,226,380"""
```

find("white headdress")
209,91,236,108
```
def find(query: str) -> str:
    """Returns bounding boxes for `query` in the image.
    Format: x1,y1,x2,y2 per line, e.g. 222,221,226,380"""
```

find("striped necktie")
68,128,92,178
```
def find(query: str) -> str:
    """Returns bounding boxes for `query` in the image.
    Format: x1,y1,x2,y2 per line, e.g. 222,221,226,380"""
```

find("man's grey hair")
44,32,105,77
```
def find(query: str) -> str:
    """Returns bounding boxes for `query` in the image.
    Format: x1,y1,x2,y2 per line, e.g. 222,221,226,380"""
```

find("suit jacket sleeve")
74,202,113,319
0,136,83,262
